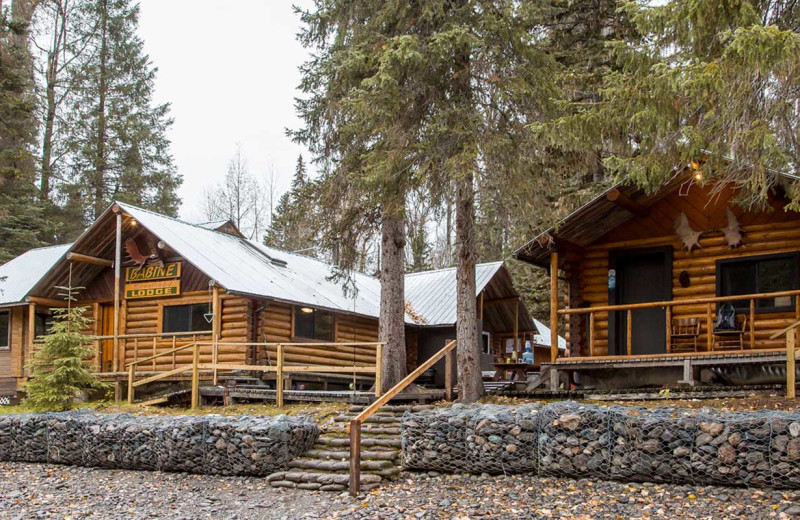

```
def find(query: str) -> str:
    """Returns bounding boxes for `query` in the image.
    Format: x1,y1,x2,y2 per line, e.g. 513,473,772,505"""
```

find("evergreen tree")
535,0,800,205
0,0,56,263
63,0,180,222
265,155,319,253
24,286,107,411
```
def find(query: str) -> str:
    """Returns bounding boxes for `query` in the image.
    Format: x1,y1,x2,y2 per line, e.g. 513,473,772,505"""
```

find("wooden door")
611,248,672,356
100,303,114,372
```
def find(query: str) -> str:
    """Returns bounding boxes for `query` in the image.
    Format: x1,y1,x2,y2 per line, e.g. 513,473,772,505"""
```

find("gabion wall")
0,411,318,476
402,402,800,489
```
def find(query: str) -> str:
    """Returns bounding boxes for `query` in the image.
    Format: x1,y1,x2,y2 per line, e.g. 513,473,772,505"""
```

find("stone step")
268,470,382,487
348,404,434,413
288,458,393,471
304,449,399,461
315,435,402,448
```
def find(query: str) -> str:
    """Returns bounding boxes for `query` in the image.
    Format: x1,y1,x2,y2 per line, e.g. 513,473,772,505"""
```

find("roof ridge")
405,260,504,277
255,241,379,281
116,201,246,241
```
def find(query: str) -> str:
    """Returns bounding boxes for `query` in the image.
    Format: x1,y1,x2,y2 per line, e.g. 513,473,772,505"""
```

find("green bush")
24,305,108,411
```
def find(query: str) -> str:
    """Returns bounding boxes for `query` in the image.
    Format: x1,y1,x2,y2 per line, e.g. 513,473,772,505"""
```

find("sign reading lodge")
125,280,181,299
125,262,182,282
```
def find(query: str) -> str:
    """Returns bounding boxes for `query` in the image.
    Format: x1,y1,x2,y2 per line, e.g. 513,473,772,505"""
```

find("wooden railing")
770,320,800,398
94,331,204,373
125,341,385,409
347,340,456,496
556,289,800,358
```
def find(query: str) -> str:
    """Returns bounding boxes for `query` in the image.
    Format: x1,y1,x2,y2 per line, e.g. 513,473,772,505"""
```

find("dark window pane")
758,257,796,309
164,304,213,333
191,304,213,331
315,311,333,341
0,312,8,348
718,253,798,312
34,312,53,338
720,261,756,310
294,307,315,339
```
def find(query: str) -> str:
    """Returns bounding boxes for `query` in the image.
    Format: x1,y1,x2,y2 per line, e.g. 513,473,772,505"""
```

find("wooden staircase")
266,404,431,492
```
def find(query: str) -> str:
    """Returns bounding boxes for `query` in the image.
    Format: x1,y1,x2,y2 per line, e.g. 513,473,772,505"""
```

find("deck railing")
125,341,385,408
556,289,800,358
94,331,204,373
770,320,800,398
347,339,456,496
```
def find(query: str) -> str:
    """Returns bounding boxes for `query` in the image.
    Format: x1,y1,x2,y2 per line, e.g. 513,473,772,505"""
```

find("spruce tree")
535,0,800,204
265,155,319,254
24,286,107,411
64,0,180,221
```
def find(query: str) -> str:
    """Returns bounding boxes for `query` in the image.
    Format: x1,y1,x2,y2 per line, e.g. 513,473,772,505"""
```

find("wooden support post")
479,293,484,320
212,284,220,386
128,365,135,404
750,299,756,349
276,344,284,408
113,209,122,377
151,337,157,370
65,252,113,267
626,309,633,356
444,349,454,401
172,336,177,370
191,343,200,409
349,419,361,496
788,329,796,399
665,306,672,353
374,343,383,397
550,252,559,363
26,303,35,376
588,312,595,357
706,303,713,351
514,299,519,351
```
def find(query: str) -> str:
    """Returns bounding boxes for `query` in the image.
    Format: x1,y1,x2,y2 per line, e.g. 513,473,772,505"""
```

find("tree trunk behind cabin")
93,0,108,219
456,171,483,403
379,211,407,391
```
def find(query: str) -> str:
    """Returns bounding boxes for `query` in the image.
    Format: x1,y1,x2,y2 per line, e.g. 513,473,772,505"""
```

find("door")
611,248,672,356
100,303,115,372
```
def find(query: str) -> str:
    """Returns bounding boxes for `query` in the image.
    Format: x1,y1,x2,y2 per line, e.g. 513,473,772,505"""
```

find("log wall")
572,184,800,356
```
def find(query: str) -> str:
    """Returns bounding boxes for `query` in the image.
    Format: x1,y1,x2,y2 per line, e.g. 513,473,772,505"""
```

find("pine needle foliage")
24,287,108,411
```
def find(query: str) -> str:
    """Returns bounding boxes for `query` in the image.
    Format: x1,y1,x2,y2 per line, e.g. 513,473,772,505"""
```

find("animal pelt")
723,208,743,248
674,212,703,252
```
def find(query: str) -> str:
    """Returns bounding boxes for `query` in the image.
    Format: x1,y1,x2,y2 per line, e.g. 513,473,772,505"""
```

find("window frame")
160,301,214,334
0,310,9,350
292,306,334,342
716,251,800,314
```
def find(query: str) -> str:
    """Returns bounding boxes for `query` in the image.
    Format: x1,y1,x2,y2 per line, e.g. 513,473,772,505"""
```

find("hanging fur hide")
723,208,743,248
674,212,703,252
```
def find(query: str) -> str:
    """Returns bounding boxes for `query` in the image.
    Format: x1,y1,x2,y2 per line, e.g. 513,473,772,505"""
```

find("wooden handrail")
195,341,385,347
770,320,800,340
96,331,203,340
347,340,457,496
126,342,198,367
558,289,800,315
770,320,800,399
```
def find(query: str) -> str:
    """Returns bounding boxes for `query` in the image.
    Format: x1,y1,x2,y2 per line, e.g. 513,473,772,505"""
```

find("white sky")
137,0,315,221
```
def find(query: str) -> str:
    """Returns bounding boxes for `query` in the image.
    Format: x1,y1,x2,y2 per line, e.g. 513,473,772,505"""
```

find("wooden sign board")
125,280,181,300
125,262,181,282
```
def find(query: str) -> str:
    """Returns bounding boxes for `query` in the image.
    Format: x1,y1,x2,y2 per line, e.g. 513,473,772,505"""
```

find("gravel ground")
2,463,800,520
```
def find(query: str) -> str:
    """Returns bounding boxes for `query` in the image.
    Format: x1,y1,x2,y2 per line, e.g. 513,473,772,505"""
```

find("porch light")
694,170,703,181
130,219,138,227
300,307,314,313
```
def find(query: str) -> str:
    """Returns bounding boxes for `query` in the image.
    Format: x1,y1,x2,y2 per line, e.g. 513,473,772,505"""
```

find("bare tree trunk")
378,210,407,390
40,1,66,201
93,0,108,218
456,171,483,403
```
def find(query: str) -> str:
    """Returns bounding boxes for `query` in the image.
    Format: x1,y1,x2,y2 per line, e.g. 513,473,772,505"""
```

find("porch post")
212,283,221,385
26,303,35,378
113,206,122,374
550,252,559,362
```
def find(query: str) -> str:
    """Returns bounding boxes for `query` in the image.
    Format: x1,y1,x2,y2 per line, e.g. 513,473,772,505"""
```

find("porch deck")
545,348,786,370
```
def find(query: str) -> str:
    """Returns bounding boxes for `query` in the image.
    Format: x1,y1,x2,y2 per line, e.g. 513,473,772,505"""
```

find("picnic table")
492,363,536,381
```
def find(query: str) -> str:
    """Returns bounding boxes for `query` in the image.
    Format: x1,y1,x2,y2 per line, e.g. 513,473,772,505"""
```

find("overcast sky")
137,0,314,220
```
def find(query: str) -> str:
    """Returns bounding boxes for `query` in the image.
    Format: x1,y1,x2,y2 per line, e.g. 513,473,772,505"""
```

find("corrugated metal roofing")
118,202,386,320
404,262,504,326
532,318,567,351
0,244,71,306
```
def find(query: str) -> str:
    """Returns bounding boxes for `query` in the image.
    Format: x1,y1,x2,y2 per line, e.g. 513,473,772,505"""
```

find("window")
0,311,8,349
482,332,492,355
294,306,333,341
717,252,799,313
34,311,53,338
162,303,213,333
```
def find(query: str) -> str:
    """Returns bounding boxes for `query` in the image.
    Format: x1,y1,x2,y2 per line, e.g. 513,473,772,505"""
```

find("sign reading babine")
125,262,181,282
125,280,181,299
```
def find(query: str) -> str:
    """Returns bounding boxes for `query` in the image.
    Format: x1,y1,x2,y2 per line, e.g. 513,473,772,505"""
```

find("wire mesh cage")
538,401,612,479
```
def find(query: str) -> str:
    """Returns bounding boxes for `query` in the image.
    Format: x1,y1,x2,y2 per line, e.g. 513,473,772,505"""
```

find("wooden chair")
713,314,748,351
670,318,701,353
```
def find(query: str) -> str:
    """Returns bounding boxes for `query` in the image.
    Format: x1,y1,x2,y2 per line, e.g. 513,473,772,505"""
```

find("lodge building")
0,202,541,399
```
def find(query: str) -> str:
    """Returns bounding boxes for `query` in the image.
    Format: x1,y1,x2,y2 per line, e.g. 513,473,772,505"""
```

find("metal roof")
404,262,504,326
0,244,71,306
531,318,567,351
117,203,386,320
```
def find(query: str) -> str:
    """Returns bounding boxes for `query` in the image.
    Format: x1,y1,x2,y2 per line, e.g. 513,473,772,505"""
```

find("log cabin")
0,201,538,400
515,171,800,389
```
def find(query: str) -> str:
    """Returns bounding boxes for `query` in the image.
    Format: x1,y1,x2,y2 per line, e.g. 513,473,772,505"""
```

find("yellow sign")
125,280,181,299
125,262,181,282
